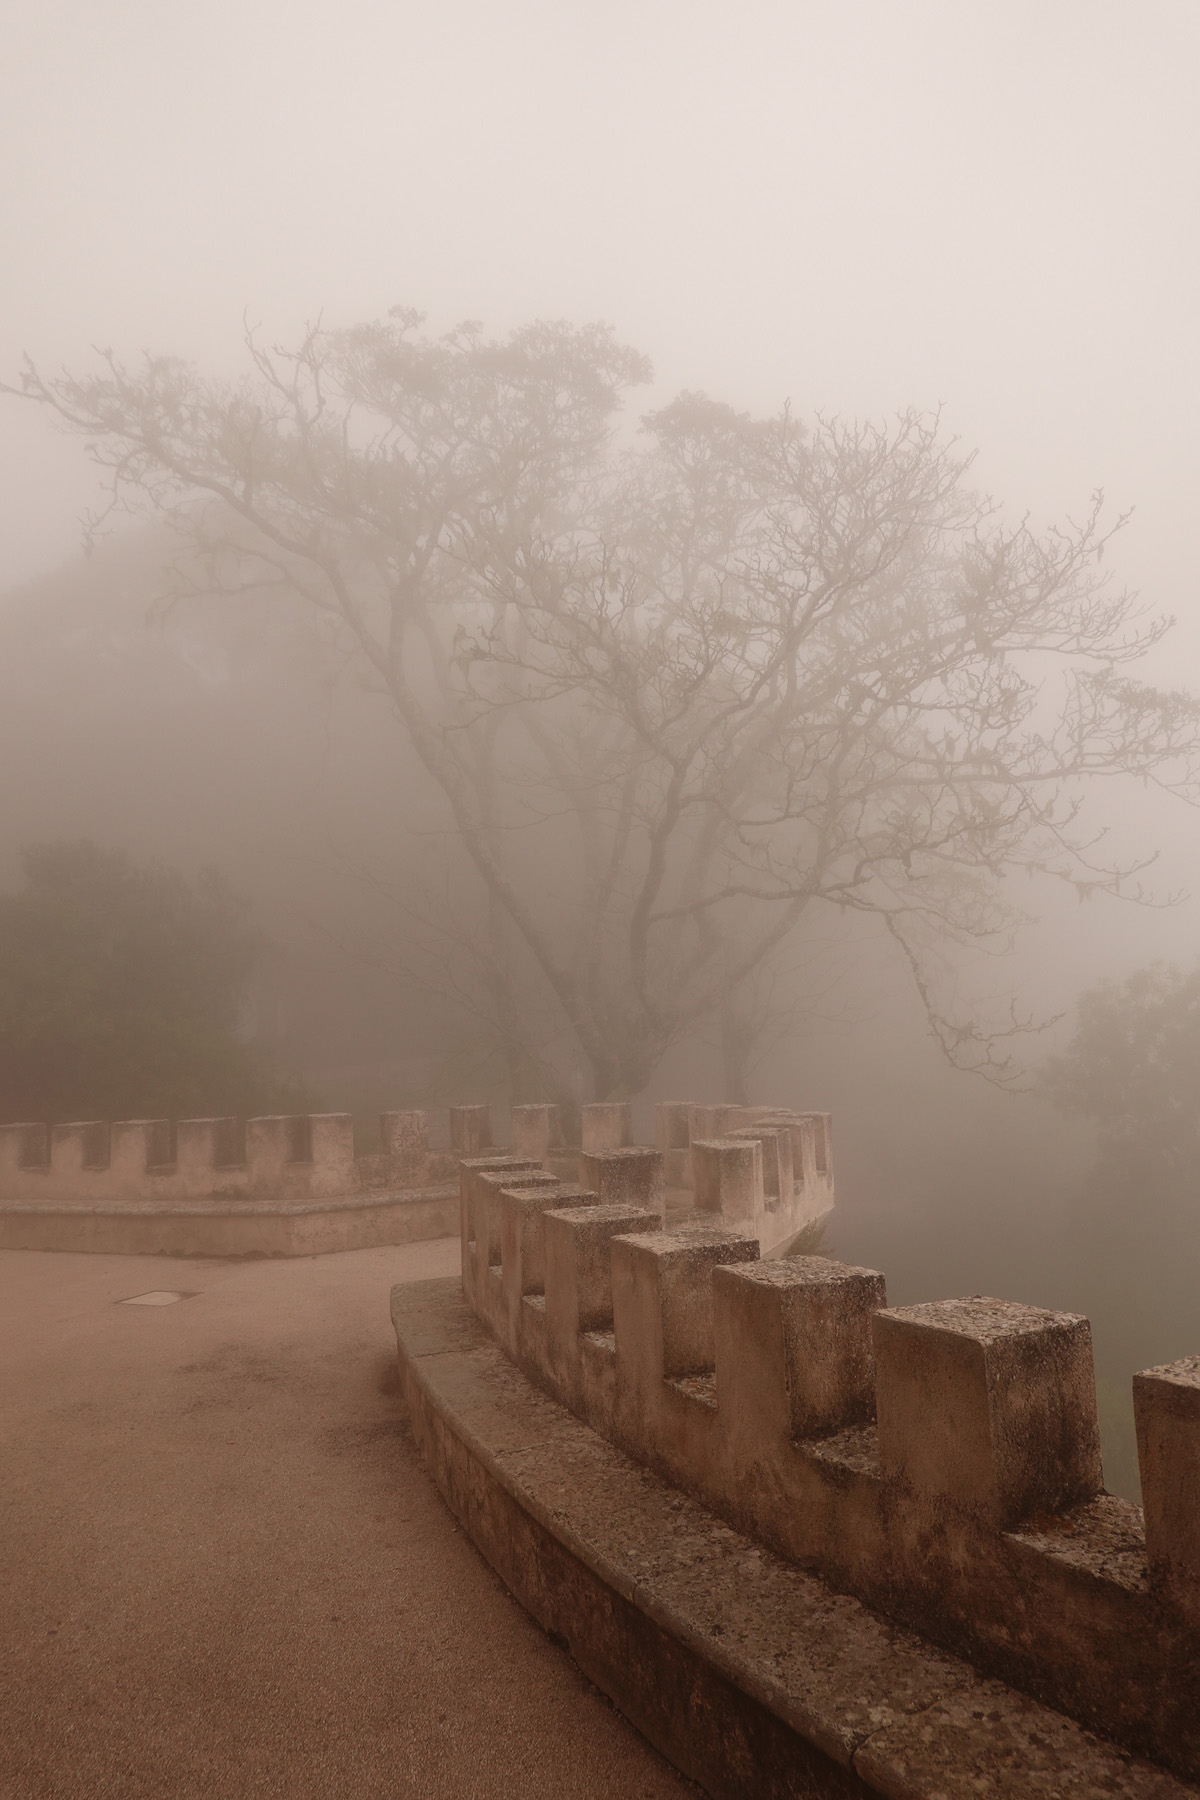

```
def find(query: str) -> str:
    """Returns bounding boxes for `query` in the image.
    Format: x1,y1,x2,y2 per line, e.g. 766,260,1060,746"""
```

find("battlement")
656,1101,834,1250
0,1096,831,1225
457,1160,1200,1782
0,1109,457,1206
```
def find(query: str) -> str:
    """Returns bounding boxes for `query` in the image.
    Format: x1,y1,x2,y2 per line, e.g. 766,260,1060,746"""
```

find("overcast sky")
1,0,1199,1025
3,0,1197,605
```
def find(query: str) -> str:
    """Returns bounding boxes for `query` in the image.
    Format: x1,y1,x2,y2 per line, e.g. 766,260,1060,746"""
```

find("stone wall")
0,1096,833,1216
456,1155,1200,1783
0,1109,455,1206
0,1093,836,1263
449,1099,835,1254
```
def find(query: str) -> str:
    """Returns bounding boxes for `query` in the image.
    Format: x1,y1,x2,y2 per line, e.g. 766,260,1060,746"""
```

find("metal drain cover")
118,1290,195,1306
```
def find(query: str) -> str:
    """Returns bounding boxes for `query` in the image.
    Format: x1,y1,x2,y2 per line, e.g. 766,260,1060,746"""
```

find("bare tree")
11,311,1200,1099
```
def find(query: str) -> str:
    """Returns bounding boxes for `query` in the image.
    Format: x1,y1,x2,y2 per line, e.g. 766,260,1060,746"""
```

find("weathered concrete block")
381,1109,427,1153
50,1120,110,1175
874,1297,1103,1526
510,1103,562,1161
655,1102,693,1188
175,1118,241,1182
727,1126,793,1203
246,1115,310,1188
309,1114,356,1191
578,1146,664,1220
806,1113,833,1176
246,1116,286,1185
580,1102,633,1153
691,1137,762,1225
687,1104,736,1147
663,1150,690,1189
111,1119,174,1178
612,1228,760,1381
476,1167,559,1270
656,1102,692,1153
493,1179,568,1348
380,1109,428,1176
713,1257,886,1447
449,1104,492,1154
790,1113,832,1187
746,1111,832,1194
1134,1355,1200,1619
457,1154,539,1260
0,1122,49,1177
498,1181,596,1297
544,1202,661,1337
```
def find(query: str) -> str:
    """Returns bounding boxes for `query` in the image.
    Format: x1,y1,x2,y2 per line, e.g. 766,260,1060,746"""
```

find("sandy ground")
0,1242,695,1800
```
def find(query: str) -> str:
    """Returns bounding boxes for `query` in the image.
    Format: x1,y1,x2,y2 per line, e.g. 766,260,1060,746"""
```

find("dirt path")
0,1243,694,1799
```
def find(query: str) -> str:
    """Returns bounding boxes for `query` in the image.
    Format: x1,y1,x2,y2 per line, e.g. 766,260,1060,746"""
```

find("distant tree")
1043,962,1200,1505
1045,962,1200,1173
10,312,1200,1101
0,842,299,1122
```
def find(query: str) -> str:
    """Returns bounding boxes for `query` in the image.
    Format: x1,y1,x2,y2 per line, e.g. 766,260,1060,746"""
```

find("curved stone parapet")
0,1184,459,1258
0,1110,457,1207
444,1155,1200,1785
393,1274,1195,1800
0,1107,460,1256
0,1094,837,1263
658,1102,835,1253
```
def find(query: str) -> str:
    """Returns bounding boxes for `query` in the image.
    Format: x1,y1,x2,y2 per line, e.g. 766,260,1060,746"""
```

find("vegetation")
1045,962,1200,1498
1047,961,1200,1170
0,842,300,1123
11,311,1200,1102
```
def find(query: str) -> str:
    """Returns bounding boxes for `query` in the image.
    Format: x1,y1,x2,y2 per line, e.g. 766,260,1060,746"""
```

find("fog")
3,1,1200,1499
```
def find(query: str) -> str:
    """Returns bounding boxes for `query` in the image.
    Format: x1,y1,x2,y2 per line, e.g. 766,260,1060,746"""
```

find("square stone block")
544,1202,662,1335
499,1182,597,1295
1134,1355,1200,1614
112,1118,174,1176
459,1155,539,1244
510,1103,563,1159
873,1297,1102,1527
0,1122,49,1174
246,1115,310,1183
714,1257,886,1443
578,1147,664,1219
691,1138,762,1220
309,1113,356,1181
478,1168,558,1267
727,1126,793,1202
449,1104,492,1154
656,1102,692,1153
51,1120,111,1174
580,1102,633,1153
612,1229,759,1379
381,1110,429,1181
686,1104,736,1149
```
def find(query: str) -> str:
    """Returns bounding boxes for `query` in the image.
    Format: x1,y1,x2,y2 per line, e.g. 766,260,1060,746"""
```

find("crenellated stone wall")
0,1110,456,1205
0,1094,836,1261
455,1155,1200,1784
0,1107,466,1255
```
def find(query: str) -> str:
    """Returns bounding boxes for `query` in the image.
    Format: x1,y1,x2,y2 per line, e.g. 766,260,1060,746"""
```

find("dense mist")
3,2,1199,1510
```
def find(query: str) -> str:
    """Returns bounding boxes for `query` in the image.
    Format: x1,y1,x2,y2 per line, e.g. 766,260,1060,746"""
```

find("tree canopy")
12,310,1200,1100
0,842,295,1122
1045,962,1200,1172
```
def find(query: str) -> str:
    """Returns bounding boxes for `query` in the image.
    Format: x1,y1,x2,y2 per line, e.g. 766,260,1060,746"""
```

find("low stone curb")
393,1275,1195,1800
0,1184,459,1257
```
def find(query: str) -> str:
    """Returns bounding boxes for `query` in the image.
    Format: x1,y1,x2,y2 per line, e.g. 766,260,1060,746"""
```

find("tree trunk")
720,999,752,1106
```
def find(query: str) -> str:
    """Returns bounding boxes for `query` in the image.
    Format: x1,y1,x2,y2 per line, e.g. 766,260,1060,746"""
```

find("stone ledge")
0,1185,459,1258
393,1275,1195,1800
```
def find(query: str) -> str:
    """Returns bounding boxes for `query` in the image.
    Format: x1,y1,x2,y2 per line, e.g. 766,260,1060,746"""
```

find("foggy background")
3,0,1199,1495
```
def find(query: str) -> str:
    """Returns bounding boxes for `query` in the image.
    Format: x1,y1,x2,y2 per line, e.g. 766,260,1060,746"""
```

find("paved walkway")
0,1244,695,1799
